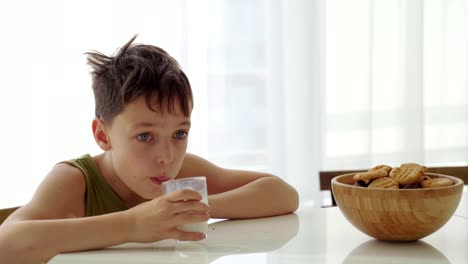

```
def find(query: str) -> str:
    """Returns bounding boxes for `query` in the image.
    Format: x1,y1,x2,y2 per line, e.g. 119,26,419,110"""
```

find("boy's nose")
155,139,173,164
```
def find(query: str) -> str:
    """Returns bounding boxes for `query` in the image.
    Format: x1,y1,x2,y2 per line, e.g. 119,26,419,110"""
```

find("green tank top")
61,154,128,216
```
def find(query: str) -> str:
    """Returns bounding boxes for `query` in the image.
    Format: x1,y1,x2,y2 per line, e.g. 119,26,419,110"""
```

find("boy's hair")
86,35,193,124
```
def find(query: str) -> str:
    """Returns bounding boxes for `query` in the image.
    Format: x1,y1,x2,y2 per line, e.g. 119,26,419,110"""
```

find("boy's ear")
92,118,111,151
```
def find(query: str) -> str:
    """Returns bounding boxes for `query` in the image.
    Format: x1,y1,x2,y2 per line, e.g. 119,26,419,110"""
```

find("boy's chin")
142,190,164,200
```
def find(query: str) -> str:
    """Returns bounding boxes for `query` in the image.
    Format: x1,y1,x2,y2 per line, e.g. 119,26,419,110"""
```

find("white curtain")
186,0,468,206
324,0,468,169
0,0,467,208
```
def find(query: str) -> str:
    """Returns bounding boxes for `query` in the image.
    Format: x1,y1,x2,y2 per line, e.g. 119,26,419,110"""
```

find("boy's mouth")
150,176,170,185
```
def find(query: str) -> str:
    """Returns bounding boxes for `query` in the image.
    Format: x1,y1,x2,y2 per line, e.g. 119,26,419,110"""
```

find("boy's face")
104,96,191,199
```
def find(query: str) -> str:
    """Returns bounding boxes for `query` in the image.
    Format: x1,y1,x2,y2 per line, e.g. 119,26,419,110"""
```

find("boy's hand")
125,189,210,243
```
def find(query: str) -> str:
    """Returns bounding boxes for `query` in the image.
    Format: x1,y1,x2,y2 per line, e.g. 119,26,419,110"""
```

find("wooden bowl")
331,173,464,242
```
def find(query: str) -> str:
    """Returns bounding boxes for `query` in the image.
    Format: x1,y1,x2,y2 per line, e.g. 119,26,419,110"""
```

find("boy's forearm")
0,211,132,263
208,176,299,219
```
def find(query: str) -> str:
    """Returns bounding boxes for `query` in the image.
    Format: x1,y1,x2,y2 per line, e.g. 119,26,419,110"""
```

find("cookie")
368,177,399,189
421,175,431,181
420,177,453,188
370,164,392,173
389,166,424,185
353,169,388,184
401,163,428,172
401,162,421,167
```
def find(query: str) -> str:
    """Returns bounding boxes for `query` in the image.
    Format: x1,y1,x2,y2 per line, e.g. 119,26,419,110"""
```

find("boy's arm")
3,163,87,224
0,211,131,263
0,164,209,263
178,153,299,219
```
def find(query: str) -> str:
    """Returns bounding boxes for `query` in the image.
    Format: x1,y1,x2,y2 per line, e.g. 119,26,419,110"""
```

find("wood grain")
331,173,463,241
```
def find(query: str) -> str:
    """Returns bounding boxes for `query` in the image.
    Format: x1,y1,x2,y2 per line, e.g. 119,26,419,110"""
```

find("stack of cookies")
353,163,453,189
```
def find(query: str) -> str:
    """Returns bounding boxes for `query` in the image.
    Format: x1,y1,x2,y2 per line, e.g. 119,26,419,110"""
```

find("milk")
162,177,209,236
178,196,209,234
178,221,208,233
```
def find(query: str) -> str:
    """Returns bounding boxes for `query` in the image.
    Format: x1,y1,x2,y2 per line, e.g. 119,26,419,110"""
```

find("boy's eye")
174,131,188,140
137,133,152,142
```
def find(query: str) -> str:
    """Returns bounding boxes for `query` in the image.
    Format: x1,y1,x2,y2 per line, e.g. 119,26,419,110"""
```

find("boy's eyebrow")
131,120,191,128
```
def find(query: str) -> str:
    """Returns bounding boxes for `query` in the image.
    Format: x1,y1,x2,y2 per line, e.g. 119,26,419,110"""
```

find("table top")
50,193,468,264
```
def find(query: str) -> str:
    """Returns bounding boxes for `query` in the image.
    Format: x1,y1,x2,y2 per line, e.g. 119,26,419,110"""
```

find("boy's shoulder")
178,153,221,178
52,162,87,182
183,153,210,164
6,161,87,222
39,162,87,202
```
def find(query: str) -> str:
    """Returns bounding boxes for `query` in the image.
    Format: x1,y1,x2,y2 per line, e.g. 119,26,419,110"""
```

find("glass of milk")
162,176,209,236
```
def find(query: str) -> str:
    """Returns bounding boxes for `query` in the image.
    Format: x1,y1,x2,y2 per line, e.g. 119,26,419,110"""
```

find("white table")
50,198,468,264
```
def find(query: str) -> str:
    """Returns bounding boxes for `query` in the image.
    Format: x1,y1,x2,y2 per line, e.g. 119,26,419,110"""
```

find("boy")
0,35,299,263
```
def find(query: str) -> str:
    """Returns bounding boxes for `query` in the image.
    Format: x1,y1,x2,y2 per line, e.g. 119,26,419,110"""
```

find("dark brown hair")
86,35,193,124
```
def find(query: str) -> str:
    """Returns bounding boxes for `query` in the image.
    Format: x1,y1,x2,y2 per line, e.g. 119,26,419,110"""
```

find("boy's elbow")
0,223,49,263
291,188,300,212
0,237,20,263
285,184,300,213
267,175,300,214
0,226,22,262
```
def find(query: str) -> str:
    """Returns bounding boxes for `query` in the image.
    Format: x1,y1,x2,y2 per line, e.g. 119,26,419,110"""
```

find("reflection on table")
342,240,450,264
50,213,299,263
50,195,468,264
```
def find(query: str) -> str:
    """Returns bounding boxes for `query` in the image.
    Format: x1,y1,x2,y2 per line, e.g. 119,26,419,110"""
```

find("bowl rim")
331,172,464,191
